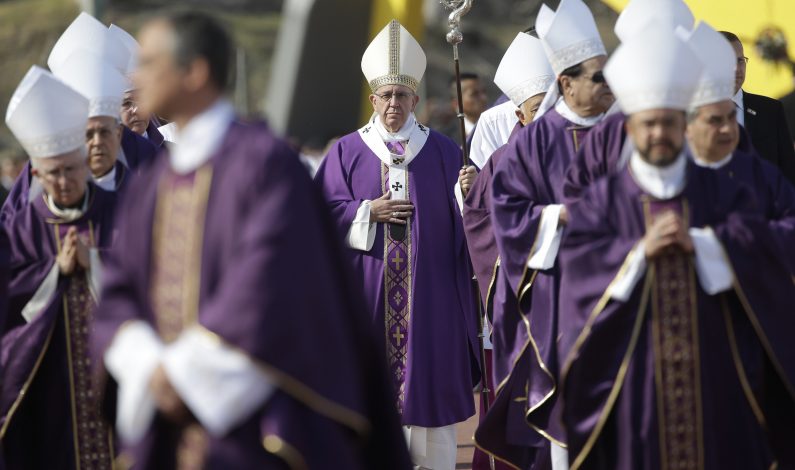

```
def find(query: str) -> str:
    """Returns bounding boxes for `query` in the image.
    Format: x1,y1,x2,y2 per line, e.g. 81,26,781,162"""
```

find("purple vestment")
490,108,600,446
558,163,795,469
1,184,117,469
315,127,480,427
92,120,410,469
465,123,543,469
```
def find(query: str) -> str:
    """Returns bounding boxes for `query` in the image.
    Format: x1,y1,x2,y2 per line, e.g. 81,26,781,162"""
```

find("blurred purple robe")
92,120,410,469
465,123,542,469
558,163,795,469
1,184,117,469
315,126,480,428
490,108,600,445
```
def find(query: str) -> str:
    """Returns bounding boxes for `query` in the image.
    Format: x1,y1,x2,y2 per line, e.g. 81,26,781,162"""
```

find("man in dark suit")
721,30,795,183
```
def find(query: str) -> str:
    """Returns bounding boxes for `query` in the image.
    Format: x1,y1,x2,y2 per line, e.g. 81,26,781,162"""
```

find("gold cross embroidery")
392,252,405,270
392,329,405,343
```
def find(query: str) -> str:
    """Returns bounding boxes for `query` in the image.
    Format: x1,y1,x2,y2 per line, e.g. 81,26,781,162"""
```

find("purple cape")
144,117,165,147
92,120,410,469
121,125,158,170
315,128,480,427
1,184,117,469
558,163,795,469
490,108,600,444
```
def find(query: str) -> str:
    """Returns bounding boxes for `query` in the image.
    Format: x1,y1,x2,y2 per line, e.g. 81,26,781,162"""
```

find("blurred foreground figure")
558,24,795,470
92,12,410,469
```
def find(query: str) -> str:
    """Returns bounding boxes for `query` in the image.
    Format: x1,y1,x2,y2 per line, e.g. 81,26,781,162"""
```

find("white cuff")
609,242,647,302
527,205,565,270
454,182,464,215
104,321,163,445
88,248,103,303
690,227,734,294
21,262,59,323
346,200,376,251
161,327,276,437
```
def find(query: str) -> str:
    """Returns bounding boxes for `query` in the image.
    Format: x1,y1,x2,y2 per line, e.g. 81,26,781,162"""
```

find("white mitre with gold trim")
604,24,703,114
677,22,737,108
615,0,694,42
536,0,606,75
495,33,555,107
54,50,128,119
361,20,426,92
5,66,89,159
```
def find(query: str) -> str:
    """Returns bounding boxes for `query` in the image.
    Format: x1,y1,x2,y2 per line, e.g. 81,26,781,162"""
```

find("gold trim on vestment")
263,434,308,470
471,439,524,470
569,269,654,470
194,325,371,436
720,295,768,430
484,257,500,319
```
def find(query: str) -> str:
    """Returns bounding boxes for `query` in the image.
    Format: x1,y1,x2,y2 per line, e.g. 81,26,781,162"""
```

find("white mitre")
676,22,737,108
5,66,89,158
604,24,703,114
536,0,606,75
48,12,128,76
494,33,555,107
54,50,128,119
615,0,694,42
361,19,426,92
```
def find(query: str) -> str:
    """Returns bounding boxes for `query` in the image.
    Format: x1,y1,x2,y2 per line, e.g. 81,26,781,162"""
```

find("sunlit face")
516,93,546,126
458,78,488,121
85,116,122,178
134,20,183,120
626,109,687,166
729,40,746,94
560,55,615,117
370,84,420,133
31,150,89,207
686,100,739,162
120,89,152,135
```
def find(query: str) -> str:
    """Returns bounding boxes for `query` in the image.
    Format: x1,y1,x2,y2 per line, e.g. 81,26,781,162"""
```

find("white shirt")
92,166,117,192
554,98,604,128
468,101,520,169
629,150,688,200
692,152,734,170
169,99,235,174
732,89,745,127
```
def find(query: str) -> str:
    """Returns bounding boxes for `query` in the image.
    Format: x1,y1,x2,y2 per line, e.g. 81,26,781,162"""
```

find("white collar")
373,113,416,142
555,98,604,127
92,166,117,192
46,188,89,222
691,152,733,169
142,130,149,139
169,99,235,174
629,150,687,199
732,89,744,111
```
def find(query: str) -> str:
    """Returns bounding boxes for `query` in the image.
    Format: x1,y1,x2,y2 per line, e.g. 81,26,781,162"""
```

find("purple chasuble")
92,120,410,470
145,117,165,148
558,163,795,469
1,184,117,470
316,125,480,427
490,108,599,445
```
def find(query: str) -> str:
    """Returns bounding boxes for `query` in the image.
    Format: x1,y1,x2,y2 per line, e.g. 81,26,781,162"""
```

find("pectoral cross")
362,126,371,133
391,182,403,192
392,252,405,270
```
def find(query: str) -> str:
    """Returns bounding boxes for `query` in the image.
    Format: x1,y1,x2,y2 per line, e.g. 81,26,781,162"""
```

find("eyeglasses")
580,71,606,84
737,56,749,65
375,92,415,103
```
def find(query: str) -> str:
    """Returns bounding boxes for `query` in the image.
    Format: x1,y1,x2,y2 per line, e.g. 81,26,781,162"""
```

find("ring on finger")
392,211,399,218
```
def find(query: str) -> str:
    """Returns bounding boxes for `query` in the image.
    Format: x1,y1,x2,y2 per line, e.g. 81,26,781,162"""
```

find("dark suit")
742,90,795,183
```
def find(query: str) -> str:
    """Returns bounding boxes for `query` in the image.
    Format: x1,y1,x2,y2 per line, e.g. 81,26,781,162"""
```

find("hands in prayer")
643,210,693,259
370,191,414,225
459,165,477,198
149,364,192,424
57,227,90,275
